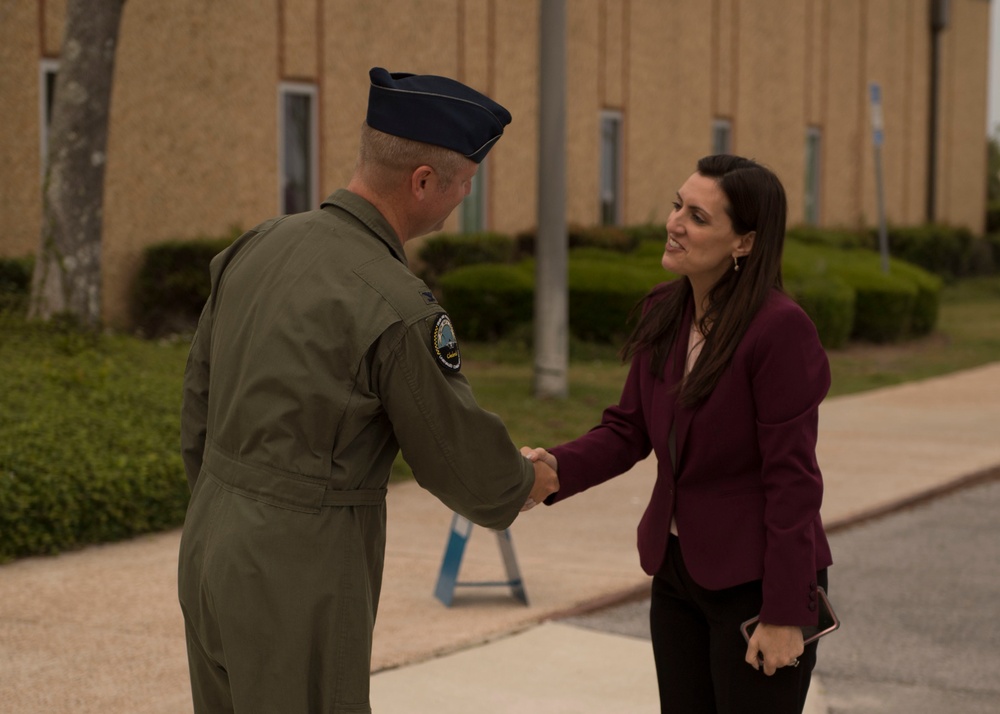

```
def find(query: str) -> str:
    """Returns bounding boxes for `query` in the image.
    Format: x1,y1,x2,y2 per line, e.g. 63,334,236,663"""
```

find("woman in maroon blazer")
526,155,832,713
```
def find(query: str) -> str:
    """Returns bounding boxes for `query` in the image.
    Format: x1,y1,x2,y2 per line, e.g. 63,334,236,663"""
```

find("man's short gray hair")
357,123,469,193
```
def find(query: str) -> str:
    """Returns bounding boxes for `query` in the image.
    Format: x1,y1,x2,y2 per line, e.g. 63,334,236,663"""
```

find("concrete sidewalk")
2,363,999,713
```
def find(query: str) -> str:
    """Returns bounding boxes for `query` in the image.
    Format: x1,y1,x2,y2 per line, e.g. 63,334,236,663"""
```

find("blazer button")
809,581,817,591
808,602,817,611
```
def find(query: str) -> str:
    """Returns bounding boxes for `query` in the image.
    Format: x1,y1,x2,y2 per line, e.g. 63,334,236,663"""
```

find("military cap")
366,67,512,163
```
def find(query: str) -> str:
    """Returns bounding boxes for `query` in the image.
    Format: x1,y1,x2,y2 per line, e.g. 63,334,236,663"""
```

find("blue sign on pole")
870,83,884,147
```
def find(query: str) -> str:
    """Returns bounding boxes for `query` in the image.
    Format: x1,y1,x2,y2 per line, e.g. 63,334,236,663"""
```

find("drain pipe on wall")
927,0,950,223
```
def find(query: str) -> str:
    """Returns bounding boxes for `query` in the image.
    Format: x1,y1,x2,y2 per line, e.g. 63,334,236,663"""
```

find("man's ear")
735,230,755,257
410,165,435,199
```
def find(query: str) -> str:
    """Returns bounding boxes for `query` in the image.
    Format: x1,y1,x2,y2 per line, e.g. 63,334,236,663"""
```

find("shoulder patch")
432,314,461,372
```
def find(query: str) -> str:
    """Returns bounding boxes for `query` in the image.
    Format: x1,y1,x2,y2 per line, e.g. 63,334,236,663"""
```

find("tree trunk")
29,0,126,328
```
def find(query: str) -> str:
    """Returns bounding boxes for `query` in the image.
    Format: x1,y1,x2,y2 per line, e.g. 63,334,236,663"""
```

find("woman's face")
662,172,753,288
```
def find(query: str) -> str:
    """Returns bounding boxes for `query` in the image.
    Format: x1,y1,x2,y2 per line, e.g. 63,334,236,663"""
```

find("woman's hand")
519,447,559,510
520,446,558,471
744,622,804,676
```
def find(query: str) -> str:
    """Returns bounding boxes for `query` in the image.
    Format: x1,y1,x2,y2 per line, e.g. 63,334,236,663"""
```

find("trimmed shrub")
568,255,670,342
845,266,918,342
0,255,33,313
987,233,1000,269
786,225,872,250
885,224,984,280
515,223,641,257
890,260,943,336
783,241,856,348
439,251,670,343
131,232,239,336
787,224,996,281
783,239,939,344
416,232,517,288
986,201,1000,233
570,225,639,253
0,314,189,562
438,262,535,340
634,240,670,260
785,276,855,349
621,223,668,246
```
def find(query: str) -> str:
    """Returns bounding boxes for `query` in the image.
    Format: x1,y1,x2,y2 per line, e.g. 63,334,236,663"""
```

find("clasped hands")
519,446,558,511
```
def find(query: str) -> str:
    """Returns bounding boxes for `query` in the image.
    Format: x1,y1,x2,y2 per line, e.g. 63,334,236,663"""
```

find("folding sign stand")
433,513,529,607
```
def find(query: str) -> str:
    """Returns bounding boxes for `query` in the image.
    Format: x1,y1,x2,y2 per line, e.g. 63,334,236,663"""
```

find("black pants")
649,535,827,714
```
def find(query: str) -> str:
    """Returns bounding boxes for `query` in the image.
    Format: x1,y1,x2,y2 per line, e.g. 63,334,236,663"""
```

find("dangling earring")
733,256,740,272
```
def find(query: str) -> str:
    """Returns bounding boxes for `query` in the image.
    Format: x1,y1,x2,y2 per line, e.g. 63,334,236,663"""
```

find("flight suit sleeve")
180,297,213,492
372,314,533,530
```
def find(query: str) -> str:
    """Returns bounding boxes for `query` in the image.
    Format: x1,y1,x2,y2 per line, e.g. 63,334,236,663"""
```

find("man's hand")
519,447,559,511
745,622,804,676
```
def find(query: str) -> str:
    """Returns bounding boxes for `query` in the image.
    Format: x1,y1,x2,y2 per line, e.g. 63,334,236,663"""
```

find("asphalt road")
559,477,1000,713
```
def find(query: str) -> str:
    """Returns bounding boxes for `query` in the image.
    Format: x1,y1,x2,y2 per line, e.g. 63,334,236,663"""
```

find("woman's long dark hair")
621,155,788,407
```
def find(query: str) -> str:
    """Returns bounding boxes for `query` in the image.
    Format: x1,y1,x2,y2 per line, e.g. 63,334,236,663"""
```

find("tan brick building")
0,0,991,327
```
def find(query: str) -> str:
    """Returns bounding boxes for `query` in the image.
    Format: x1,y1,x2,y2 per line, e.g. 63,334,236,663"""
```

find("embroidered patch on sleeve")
432,314,461,372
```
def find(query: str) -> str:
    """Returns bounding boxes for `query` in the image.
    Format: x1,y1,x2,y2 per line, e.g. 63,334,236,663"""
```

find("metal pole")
874,142,890,274
870,83,890,274
534,0,568,399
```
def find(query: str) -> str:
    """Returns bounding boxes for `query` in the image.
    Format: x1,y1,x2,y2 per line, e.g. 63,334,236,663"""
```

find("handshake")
519,446,558,512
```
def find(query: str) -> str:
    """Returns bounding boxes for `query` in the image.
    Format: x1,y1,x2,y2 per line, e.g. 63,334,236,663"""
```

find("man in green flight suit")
178,67,559,713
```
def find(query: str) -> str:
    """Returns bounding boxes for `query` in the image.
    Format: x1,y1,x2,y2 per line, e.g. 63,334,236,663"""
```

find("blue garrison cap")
366,67,512,163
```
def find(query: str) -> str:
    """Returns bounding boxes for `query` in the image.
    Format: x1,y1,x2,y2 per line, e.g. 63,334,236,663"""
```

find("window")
600,110,623,225
39,59,59,177
804,127,822,225
712,118,732,155
460,158,487,233
278,82,318,214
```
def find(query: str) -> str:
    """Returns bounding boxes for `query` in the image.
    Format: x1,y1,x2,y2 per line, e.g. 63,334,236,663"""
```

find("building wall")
0,0,51,260
0,0,990,327
938,0,991,228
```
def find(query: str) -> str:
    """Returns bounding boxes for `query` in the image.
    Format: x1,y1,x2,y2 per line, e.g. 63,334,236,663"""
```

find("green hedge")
439,251,669,343
131,231,238,337
886,224,993,280
987,201,1000,233
0,255,33,313
843,266,918,342
438,262,535,340
567,256,671,342
441,240,941,347
788,223,997,281
890,261,943,336
783,263,856,350
417,232,517,288
0,315,189,562
784,241,864,348
786,225,873,250
514,224,645,257
785,240,941,343
131,222,947,347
